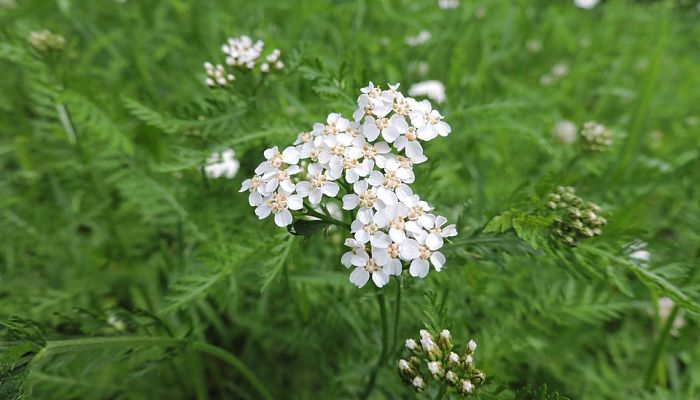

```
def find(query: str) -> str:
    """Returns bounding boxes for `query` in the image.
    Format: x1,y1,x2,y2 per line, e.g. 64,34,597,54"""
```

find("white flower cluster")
409,80,447,104
205,149,240,179
203,35,283,87
240,82,457,288
580,121,613,151
28,29,66,52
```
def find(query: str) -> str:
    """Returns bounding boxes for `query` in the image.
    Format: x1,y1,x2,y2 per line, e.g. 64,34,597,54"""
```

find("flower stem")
433,385,447,400
392,278,403,351
303,206,350,229
643,305,679,389
359,290,388,400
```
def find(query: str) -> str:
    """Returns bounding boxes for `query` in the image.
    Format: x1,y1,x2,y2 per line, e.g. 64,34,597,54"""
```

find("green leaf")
484,211,514,233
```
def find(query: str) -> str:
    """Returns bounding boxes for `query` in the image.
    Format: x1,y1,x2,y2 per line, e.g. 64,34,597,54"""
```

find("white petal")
309,189,322,204
248,192,263,206
352,251,370,266
385,259,402,276
377,188,398,206
255,204,272,219
426,233,444,251
368,171,384,187
349,267,370,288
341,251,354,267
372,270,390,288
296,181,312,196
287,195,303,210
282,147,300,164
355,230,371,243
389,228,406,244
400,240,420,260
343,194,359,210
274,209,293,227
280,180,296,193
409,259,430,278
323,182,340,197
430,252,446,271
371,231,391,248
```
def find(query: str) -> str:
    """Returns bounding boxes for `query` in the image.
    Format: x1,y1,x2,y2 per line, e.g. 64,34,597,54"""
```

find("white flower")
427,361,441,376
223,35,264,68
460,379,473,394
351,209,391,246
420,334,438,353
240,175,267,206
349,254,391,288
552,63,568,78
405,30,431,47
396,185,434,230
574,0,599,9
363,114,407,143
204,62,234,88
467,339,477,353
424,215,458,249
630,250,650,262
295,163,339,204
341,238,369,268
437,0,459,9
254,146,299,175
375,204,410,243
393,126,425,158
262,164,302,193
408,80,447,104
342,179,379,211
372,243,403,276
405,338,418,350
204,149,240,179
408,99,451,140
554,120,577,144
412,376,424,390
254,190,303,227
407,230,446,278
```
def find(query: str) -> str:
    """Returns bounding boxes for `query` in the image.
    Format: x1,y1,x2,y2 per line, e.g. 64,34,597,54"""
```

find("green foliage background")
1,0,699,399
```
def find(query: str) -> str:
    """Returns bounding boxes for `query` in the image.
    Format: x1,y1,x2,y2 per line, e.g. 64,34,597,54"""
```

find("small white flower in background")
629,250,650,263
242,82,457,288
28,30,66,52
204,62,235,87
409,61,430,77
202,35,283,87
405,338,418,350
526,39,542,53
204,149,240,179
553,120,577,145
551,63,568,78
408,80,447,104
575,0,600,9
0,0,17,8
405,30,431,47
649,297,686,337
580,121,613,151
412,376,425,390
437,0,459,9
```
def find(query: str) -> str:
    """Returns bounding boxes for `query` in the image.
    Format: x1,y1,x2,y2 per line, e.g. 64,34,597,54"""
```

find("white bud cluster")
580,121,613,151
203,35,283,87
548,186,606,246
399,328,484,397
204,62,235,88
241,82,457,288
204,149,240,179
28,29,66,52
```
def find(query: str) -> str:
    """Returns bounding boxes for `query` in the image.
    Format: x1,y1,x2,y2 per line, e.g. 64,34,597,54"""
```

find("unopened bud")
459,379,473,394
446,370,458,384
412,376,425,391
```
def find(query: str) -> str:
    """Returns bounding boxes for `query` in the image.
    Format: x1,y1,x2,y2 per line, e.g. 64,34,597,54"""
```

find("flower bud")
459,379,473,394
405,338,418,351
412,376,425,391
470,369,486,385
464,354,473,369
427,361,443,377
445,370,458,384
448,351,460,367
466,339,477,354
438,329,453,350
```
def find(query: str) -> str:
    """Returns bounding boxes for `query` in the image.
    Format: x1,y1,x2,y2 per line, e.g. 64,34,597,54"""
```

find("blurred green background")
1,0,699,399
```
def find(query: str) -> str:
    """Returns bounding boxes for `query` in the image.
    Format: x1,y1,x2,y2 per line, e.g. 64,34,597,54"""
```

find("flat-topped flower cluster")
203,35,283,88
240,82,457,288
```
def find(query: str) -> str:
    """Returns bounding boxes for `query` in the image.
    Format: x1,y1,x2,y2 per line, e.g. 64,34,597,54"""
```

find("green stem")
434,384,447,400
359,291,389,400
643,306,679,389
303,207,350,229
392,278,402,351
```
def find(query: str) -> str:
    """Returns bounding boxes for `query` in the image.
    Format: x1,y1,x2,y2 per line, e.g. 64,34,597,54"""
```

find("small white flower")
405,338,418,350
372,243,403,276
262,164,302,194
341,238,369,268
412,376,424,390
254,190,304,227
408,80,447,104
630,250,650,262
348,254,391,288
460,379,473,393
255,146,299,175
342,179,379,211
350,209,391,247
424,215,458,249
552,63,568,78
408,99,451,140
427,361,441,376
407,231,446,278
204,149,240,179
467,339,477,353
405,30,431,47
437,0,459,9
554,120,577,144
295,163,339,204
574,0,599,9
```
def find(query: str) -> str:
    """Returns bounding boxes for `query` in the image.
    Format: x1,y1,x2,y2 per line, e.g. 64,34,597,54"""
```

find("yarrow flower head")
580,121,613,152
408,80,447,104
28,30,65,53
242,82,457,288
203,34,283,87
398,328,485,397
204,149,240,179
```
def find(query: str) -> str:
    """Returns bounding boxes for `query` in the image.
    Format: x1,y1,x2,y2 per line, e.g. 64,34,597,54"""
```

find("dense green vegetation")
1,0,699,399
